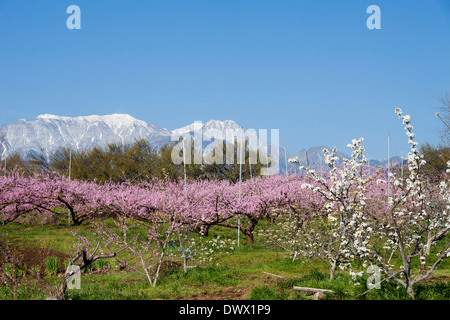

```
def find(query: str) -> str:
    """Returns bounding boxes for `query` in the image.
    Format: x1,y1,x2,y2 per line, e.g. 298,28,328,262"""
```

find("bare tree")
46,239,125,300
0,234,126,300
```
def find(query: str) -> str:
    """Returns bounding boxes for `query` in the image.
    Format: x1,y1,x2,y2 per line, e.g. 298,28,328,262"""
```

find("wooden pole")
238,131,244,247
2,157,5,226
306,150,309,167
182,138,190,239
387,133,390,202
284,147,288,177
182,138,187,190
68,150,71,226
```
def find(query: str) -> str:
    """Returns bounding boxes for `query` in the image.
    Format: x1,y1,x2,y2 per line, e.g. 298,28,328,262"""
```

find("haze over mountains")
0,114,401,173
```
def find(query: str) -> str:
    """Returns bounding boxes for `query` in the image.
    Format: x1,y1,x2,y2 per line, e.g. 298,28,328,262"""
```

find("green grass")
44,256,60,275
249,269,450,300
1,220,449,300
248,285,291,300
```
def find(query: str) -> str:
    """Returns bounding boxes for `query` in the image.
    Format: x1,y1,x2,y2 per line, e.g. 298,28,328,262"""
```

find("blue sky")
0,0,449,160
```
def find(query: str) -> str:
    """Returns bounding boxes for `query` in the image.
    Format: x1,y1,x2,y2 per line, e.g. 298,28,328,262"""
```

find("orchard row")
0,109,448,299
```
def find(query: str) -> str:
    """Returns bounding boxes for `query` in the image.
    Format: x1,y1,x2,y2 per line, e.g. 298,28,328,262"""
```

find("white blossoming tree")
269,108,449,298
267,137,376,280
352,108,450,299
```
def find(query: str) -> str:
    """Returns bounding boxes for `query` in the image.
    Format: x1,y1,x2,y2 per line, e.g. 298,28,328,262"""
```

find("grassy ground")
0,219,449,300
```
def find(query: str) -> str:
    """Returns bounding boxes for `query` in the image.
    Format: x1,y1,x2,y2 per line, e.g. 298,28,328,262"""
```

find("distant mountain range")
0,114,173,160
292,146,404,169
0,114,402,174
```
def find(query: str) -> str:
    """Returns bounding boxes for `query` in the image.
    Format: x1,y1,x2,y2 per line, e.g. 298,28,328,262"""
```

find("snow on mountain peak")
0,113,174,159
0,113,356,174
37,114,69,120
87,114,143,129
172,119,243,136
204,119,243,130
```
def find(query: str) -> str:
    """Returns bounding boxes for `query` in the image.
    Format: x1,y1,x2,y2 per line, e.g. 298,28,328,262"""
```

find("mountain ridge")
0,113,399,172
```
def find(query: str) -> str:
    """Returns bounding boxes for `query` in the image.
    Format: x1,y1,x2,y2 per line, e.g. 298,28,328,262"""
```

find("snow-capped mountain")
171,119,298,174
172,120,244,140
1,113,396,174
0,114,173,159
0,114,258,161
0,114,293,174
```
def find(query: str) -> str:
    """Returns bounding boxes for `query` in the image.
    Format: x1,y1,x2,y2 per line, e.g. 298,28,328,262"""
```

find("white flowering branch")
354,108,450,299
276,139,376,280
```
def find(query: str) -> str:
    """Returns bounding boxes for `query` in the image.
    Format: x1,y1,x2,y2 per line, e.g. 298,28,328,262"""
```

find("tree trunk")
406,284,415,300
46,272,72,300
329,265,336,281
57,196,81,225
242,218,257,245
425,231,432,255
200,224,211,237
47,281,67,300
244,230,254,245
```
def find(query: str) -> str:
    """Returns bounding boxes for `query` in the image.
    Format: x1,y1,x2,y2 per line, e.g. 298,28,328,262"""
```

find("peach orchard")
0,109,448,300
